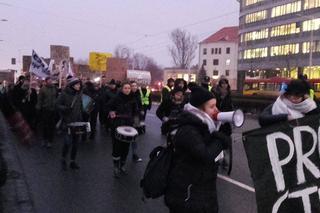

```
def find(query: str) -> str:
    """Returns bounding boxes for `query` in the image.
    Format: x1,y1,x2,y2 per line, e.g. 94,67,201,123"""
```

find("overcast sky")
0,0,239,70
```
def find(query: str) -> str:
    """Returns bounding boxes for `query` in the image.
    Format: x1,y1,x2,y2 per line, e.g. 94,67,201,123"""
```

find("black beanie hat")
190,85,215,107
285,79,310,96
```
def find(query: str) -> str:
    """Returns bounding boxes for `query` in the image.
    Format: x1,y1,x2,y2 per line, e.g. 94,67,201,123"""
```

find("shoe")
120,166,128,175
113,167,120,178
132,154,142,163
69,161,80,170
61,159,67,171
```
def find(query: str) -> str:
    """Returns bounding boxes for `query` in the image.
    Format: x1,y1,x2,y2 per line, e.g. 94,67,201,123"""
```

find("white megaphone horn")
214,109,245,127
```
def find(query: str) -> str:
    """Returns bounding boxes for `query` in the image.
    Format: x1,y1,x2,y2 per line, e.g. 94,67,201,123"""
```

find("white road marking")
217,174,255,193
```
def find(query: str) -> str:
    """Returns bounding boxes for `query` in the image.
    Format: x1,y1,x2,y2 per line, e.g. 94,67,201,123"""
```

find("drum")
115,126,138,143
82,94,95,114
67,122,91,135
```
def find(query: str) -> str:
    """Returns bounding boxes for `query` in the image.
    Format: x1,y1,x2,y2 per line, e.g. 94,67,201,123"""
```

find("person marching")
139,83,152,129
259,79,319,127
164,85,230,213
156,87,186,135
83,81,99,140
101,79,118,133
129,81,143,162
212,78,233,170
56,77,83,170
162,78,175,102
107,82,139,178
36,76,58,148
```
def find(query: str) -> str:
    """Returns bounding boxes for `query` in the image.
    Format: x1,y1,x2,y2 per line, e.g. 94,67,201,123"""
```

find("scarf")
184,103,224,162
184,103,220,133
272,96,317,119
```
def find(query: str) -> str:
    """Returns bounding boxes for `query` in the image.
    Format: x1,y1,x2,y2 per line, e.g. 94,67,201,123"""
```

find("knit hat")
67,76,81,87
285,79,310,96
190,85,215,107
109,79,116,85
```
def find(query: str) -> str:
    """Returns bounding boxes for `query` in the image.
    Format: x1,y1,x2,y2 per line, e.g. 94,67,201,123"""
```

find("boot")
61,159,67,171
113,160,121,178
70,161,80,170
120,161,128,175
132,154,142,162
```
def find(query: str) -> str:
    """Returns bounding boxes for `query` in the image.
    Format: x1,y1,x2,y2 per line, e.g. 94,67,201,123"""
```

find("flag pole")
28,73,33,101
59,63,62,89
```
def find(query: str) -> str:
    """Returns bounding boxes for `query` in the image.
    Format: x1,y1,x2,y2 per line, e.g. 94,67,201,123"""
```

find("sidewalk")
0,112,35,213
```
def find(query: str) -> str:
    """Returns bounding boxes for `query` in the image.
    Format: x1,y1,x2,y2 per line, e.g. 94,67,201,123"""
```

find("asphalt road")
10,106,260,213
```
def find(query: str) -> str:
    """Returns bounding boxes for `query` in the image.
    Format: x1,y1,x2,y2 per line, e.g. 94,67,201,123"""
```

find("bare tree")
114,45,132,59
74,58,88,65
168,28,197,69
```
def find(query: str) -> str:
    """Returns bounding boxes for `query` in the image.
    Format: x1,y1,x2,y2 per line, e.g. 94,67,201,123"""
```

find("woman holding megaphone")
164,85,230,213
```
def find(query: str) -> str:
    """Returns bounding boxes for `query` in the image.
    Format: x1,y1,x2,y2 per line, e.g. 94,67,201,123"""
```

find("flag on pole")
68,61,74,77
29,50,50,78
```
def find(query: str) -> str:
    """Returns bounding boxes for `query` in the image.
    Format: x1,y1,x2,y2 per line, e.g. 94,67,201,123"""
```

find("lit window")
271,1,301,18
245,10,267,24
271,23,300,37
226,59,231,66
242,28,269,42
302,18,320,32
243,47,268,59
271,43,299,56
213,59,219,65
244,0,264,6
302,41,320,54
304,0,320,9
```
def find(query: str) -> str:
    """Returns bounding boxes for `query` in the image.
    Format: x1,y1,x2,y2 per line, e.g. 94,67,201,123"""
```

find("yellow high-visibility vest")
140,89,151,105
310,89,315,100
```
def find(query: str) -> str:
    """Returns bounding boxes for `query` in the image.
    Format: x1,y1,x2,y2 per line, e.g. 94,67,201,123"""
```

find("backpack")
140,131,176,199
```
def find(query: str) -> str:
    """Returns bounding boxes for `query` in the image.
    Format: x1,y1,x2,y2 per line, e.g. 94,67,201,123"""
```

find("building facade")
238,0,320,83
199,27,239,90
163,68,197,84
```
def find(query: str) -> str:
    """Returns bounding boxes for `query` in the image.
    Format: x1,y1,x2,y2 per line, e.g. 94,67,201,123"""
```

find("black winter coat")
56,86,83,128
106,92,139,128
165,111,229,213
259,103,320,127
156,99,185,121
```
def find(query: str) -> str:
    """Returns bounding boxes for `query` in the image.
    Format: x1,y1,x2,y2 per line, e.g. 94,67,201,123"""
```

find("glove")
211,131,231,150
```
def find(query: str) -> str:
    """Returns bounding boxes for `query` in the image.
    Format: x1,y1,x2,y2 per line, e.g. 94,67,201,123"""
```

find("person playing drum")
56,77,83,170
107,82,139,178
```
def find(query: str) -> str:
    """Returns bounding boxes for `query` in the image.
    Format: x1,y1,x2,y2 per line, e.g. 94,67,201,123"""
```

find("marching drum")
82,94,95,114
115,126,138,143
67,122,91,135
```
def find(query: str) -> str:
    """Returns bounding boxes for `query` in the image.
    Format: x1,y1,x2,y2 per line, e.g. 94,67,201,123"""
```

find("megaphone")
213,109,245,127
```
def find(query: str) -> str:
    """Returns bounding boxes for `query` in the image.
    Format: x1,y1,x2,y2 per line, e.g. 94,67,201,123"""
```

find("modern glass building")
238,0,320,81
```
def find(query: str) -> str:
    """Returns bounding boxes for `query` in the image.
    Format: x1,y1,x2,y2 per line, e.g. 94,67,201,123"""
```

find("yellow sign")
89,52,112,72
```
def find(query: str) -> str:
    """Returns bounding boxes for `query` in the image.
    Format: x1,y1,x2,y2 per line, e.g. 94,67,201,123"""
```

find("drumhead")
116,126,138,137
68,122,88,127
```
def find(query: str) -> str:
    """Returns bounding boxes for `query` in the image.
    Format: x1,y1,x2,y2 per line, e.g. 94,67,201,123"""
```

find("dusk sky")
0,0,239,70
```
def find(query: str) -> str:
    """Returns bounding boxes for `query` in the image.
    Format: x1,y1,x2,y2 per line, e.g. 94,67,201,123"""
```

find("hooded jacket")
164,111,229,212
56,86,83,127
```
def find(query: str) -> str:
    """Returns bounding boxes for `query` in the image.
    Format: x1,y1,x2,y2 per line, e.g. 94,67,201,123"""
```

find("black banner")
243,115,320,213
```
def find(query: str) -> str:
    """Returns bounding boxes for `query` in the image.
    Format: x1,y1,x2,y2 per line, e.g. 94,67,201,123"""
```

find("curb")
0,113,35,213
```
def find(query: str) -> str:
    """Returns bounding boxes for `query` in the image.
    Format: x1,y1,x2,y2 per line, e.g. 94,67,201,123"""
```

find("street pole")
309,20,314,69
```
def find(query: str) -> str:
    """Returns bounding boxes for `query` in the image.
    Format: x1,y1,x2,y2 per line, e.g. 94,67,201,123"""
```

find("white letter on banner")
272,191,288,213
267,132,294,192
293,126,320,185
288,186,318,213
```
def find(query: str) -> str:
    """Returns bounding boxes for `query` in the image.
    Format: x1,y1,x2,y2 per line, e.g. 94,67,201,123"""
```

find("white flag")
68,61,74,77
29,50,50,78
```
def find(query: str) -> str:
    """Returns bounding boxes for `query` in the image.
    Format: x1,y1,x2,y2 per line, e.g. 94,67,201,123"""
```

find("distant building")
104,58,128,81
238,0,320,83
0,69,15,84
199,26,239,90
163,68,197,83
